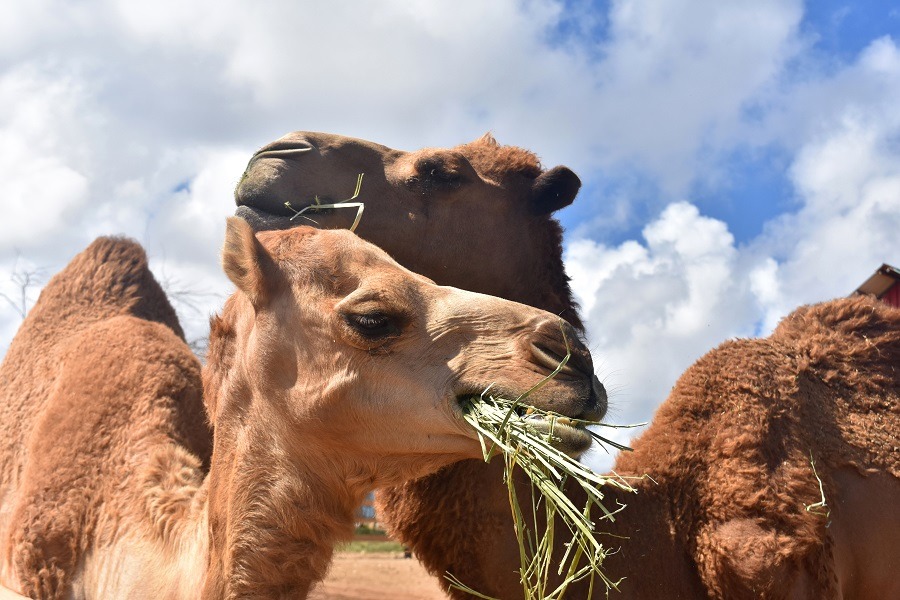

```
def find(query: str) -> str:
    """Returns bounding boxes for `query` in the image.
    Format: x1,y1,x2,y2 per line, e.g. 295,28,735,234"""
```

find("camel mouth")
524,415,594,457
234,140,318,223
455,394,595,457
235,198,342,233
235,205,298,232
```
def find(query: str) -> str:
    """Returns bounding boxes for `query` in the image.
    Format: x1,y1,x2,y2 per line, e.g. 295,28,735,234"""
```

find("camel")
0,217,606,599
238,131,900,598
451,295,900,599
602,295,900,599
235,130,583,329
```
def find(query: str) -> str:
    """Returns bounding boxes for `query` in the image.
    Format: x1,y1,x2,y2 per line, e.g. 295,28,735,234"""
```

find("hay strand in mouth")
285,173,365,232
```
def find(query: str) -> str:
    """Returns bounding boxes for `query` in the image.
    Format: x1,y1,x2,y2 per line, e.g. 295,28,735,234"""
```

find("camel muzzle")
526,320,607,421
234,138,319,223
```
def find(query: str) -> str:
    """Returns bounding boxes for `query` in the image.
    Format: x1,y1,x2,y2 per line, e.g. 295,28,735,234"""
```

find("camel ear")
531,166,581,215
474,132,499,146
222,217,276,306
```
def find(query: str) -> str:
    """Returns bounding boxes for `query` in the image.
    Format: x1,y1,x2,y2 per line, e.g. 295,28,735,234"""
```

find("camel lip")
525,416,594,457
234,205,297,232
454,393,594,457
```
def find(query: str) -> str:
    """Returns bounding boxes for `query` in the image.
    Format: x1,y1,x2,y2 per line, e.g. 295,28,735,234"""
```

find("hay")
284,173,365,232
448,332,640,599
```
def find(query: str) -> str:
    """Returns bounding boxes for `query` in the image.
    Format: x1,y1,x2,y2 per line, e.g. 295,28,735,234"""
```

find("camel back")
0,238,210,596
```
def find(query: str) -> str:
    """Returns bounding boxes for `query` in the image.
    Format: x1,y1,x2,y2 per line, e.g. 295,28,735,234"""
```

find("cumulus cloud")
584,0,803,188
569,203,769,468
574,34,900,470
0,68,93,256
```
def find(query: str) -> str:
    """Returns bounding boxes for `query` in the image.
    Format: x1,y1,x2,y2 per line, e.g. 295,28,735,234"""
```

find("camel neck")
573,470,704,597
199,409,364,599
201,328,365,599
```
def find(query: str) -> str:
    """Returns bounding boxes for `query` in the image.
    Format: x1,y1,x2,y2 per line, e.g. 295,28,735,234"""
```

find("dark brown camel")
239,131,900,599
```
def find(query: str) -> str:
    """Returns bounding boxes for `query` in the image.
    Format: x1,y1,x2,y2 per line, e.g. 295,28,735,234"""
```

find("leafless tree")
157,271,222,361
0,254,45,321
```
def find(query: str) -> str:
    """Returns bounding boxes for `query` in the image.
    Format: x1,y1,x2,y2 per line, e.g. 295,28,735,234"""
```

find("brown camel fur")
239,131,899,598
0,218,605,599
462,295,900,599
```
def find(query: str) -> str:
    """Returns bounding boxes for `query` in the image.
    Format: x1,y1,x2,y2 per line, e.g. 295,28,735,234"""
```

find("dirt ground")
310,552,449,600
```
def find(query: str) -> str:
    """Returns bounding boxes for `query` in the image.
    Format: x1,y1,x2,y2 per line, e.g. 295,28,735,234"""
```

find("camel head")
215,217,604,488
234,131,583,327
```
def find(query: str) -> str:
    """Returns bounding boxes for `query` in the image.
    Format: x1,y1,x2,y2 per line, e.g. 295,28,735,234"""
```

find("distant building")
854,264,900,308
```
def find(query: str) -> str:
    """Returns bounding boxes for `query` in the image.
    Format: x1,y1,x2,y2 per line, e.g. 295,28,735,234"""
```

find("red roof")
854,264,900,308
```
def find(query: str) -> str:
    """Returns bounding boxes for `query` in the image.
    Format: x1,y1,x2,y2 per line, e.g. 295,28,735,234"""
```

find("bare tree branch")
0,254,45,321
156,267,222,361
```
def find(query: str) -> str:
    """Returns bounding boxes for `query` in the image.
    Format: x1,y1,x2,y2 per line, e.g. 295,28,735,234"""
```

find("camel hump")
773,295,899,345
771,296,900,391
25,236,184,342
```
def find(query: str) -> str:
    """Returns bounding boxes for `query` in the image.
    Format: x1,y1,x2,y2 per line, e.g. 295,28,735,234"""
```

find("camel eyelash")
343,312,400,340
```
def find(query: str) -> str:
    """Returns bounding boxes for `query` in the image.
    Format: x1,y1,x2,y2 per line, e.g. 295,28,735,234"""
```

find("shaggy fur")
0,221,603,599
390,296,900,599
600,296,900,599
455,132,544,182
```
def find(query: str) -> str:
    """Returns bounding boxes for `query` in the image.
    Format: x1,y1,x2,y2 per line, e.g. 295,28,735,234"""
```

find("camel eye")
345,312,397,339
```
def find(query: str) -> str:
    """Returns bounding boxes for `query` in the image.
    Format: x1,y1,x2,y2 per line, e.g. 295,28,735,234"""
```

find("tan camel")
239,131,900,598
0,217,604,599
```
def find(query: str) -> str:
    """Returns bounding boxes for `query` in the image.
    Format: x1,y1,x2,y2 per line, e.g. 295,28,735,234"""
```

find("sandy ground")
310,552,449,600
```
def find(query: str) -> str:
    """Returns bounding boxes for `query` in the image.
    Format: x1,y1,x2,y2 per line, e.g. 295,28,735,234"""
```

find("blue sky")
801,0,899,61
1,0,898,468
556,0,899,244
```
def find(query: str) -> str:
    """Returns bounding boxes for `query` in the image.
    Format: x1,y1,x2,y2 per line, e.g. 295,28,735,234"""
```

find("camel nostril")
249,141,315,165
531,342,572,375
530,342,593,379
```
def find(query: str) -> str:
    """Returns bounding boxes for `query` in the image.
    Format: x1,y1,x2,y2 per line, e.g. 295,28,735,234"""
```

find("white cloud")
587,0,803,182
496,0,805,194
745,36,900,322
575,34,900,470
144,148,251,345
750,35,900,150
0,68,93,254
0,1,898,476
752,119,900,328
568,203,764,469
